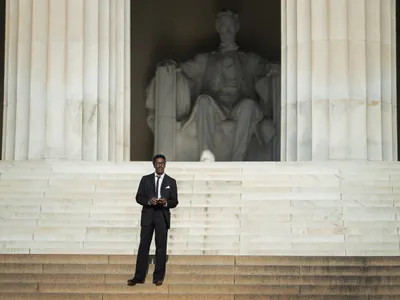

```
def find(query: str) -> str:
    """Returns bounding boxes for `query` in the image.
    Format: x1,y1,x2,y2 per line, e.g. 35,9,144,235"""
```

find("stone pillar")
2,0,130,161
281,0,397,161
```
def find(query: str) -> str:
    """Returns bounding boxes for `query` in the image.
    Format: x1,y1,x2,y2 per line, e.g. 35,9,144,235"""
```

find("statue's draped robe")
145,50,280,161
178,51,271,160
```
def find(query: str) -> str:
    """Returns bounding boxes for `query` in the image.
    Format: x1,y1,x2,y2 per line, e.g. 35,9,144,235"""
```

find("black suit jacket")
135,173,178,229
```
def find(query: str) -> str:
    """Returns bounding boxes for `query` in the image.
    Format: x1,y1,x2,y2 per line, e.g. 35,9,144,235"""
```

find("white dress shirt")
148,173,167,207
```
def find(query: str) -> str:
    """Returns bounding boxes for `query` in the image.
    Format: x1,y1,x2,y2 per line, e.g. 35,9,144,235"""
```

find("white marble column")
2,0,130,161
281,0,397,161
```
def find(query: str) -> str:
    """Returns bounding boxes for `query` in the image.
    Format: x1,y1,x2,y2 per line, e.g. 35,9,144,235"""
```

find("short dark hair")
152,154,166,164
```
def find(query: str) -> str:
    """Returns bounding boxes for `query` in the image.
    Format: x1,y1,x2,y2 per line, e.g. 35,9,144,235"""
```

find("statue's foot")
200,150,215,162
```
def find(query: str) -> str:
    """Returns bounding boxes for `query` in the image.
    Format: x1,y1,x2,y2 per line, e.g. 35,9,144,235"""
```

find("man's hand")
158,198,167,206
150,197,158,205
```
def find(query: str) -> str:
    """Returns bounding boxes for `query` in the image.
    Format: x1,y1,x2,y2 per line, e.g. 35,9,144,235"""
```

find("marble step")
0,294,233,300
2,282,399,295
2,254,399,265
0,295,385,300
3,264,400,276
2,273,400,285
0,282,399,297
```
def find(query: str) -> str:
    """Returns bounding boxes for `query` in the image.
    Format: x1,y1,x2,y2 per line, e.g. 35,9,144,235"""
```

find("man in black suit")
127,154,179,286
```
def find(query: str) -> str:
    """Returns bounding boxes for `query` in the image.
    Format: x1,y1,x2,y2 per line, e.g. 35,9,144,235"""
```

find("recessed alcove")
130,0,281,161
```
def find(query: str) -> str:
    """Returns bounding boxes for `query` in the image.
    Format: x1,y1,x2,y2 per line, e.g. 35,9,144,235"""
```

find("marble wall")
2,0,130,161
281,0,397,161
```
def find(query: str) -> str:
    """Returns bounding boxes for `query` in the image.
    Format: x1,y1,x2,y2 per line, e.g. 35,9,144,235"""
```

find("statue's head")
216,9,240,44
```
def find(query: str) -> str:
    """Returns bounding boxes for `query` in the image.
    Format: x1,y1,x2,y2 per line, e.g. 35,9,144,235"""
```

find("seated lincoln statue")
146,9,281,161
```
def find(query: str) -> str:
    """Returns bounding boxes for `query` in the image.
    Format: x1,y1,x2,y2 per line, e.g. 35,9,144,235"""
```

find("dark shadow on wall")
130,0,281,161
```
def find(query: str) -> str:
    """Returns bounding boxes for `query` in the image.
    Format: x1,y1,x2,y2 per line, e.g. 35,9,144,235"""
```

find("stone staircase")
0,160,400,255
1,254,400,299
1,160,400,298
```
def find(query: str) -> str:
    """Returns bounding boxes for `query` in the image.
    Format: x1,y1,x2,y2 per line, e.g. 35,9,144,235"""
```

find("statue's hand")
157,59,179,70
157,59,181,77
266,62,281,77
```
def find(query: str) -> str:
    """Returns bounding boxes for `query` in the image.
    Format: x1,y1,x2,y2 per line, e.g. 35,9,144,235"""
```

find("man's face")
154,158,165,175
218,15,237,44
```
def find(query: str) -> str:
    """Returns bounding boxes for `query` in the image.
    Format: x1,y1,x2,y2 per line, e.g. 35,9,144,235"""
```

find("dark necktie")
155,176,160,197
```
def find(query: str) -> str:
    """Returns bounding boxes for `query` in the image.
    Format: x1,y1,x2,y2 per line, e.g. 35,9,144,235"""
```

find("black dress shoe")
127,278,144,286
153,280,163,286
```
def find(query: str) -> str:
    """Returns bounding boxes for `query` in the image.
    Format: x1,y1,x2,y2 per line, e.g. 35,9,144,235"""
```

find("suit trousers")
134,209,168,281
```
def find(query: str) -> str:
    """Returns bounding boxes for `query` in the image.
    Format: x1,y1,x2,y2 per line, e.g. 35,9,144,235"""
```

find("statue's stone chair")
145,60,281,161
